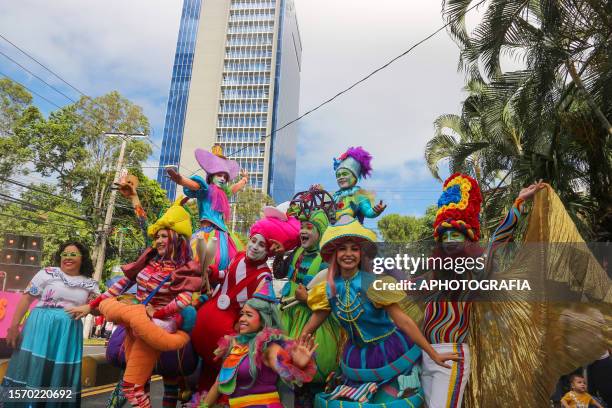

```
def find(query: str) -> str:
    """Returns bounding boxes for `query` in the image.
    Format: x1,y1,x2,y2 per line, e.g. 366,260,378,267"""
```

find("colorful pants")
421,343,471,408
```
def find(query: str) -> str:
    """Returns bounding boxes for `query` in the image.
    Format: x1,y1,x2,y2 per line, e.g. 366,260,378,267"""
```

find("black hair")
53,241,94,278
569,374,585,383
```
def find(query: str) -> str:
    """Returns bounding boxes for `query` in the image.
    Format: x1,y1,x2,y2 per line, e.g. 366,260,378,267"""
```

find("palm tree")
428,0,612,239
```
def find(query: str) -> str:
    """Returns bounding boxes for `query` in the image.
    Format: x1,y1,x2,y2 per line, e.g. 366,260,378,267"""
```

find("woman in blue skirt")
1,241,99,407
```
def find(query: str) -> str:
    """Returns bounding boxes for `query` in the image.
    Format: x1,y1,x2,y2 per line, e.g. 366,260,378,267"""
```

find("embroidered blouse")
25,267,99,309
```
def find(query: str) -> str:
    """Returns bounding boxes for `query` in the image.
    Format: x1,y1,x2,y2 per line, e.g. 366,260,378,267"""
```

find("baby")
561,374,603,408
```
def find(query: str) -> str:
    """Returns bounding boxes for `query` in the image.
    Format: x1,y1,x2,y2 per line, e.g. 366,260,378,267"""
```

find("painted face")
246,234,267,261
238,304,262,334
299,221,319,249
336,241,361,272
571,377,587,393
212,173,228,187
441,230,466,255
60,245,82,275
335,169,357,189
155,229,171,257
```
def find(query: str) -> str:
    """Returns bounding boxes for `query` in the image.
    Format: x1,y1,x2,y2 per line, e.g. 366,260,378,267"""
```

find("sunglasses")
61,252,82,258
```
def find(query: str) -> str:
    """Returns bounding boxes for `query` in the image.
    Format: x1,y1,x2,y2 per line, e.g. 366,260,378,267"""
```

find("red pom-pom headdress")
433,173,482,242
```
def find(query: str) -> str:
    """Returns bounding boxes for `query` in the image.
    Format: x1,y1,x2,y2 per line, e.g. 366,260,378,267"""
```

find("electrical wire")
0,193,90,222
0,69,63,109
0,49,77,103
224,0,488,159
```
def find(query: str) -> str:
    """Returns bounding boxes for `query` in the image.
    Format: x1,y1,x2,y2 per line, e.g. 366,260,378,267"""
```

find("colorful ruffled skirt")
315,331,424,408
0,307,82,407
281,302,344,383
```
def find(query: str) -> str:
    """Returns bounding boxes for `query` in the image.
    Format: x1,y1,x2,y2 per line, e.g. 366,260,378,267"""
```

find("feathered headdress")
333,146,373,180
433,173,482,241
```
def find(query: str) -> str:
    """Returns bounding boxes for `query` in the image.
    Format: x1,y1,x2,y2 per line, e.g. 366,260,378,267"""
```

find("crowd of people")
1,144,610,408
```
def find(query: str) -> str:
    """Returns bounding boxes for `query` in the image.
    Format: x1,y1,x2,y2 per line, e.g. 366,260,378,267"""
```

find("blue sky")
0,0,472,226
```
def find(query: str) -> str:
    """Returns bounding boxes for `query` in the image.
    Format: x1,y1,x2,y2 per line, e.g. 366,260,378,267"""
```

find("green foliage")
427,0,612,240
0,81,164,276
377,206,436,243
233,186,275,235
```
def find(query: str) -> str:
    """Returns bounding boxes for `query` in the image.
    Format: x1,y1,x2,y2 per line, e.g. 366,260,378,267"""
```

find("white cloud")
0,0,181,131
293,0,467,178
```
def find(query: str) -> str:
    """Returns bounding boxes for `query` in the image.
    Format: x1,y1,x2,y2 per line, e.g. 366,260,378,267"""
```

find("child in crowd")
561,374,604,408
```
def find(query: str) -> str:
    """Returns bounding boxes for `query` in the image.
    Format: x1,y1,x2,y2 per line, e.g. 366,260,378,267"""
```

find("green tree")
233,187,275,235
377,206,436,243
0,78,40,179
428,0,612,239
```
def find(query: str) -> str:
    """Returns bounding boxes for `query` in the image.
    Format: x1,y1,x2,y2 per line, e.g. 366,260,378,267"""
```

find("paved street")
82,377,164,407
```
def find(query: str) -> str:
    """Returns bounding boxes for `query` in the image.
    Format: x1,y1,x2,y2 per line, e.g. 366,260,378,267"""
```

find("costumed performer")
417,173,544,408
273,189,344,407
463,184,611,407
1,242,99,408
302,216,458,408
68,200,202,408
107,174,200,406
199,277,317,408
191,205,300,391
332,146,386,223
166,144,247,271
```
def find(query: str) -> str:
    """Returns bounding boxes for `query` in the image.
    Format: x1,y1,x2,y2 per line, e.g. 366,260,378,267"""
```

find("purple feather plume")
345,146,373,178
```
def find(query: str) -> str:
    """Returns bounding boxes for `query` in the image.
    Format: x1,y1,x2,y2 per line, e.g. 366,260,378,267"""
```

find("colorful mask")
335,169,357,189
246,234,267,261
299,221,320,250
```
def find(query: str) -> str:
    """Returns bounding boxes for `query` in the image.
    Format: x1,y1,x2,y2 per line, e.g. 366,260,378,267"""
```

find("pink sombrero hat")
194,145,240,179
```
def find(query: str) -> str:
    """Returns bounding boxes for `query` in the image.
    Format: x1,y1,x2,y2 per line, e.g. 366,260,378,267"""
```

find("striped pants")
421,343,471,408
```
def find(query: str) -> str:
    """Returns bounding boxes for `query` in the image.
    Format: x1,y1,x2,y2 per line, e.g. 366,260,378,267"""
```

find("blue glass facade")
268,0,301,202
157,0,203,199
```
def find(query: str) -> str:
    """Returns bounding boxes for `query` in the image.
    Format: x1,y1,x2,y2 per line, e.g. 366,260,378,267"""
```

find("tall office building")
157,0,302,203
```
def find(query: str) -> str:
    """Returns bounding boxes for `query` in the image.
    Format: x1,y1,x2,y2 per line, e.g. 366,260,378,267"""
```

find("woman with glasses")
1,241,99,407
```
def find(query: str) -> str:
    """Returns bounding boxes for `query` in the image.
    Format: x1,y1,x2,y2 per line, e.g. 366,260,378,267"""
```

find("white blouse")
25,267,100,309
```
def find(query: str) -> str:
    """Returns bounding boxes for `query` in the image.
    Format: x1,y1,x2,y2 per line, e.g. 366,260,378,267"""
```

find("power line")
225,0,487,159
0,177,83,206
0,212,84,230
0,49,77,103
0,193,90,222
0,69,63,109
0,33,87,96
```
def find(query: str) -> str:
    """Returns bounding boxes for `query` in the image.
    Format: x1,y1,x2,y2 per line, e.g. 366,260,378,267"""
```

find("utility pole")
86,132,147,339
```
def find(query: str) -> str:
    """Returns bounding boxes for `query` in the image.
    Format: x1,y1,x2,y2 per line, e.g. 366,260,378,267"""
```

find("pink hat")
194,145,240,180
249,209,300,252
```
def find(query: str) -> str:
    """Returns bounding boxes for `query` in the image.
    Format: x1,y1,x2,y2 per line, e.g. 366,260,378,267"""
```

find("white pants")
421,343,471,408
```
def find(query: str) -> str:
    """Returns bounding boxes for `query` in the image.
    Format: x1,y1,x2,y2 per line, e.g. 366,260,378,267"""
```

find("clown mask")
247,233,267,261
300,221,320,250
441,230,466,255
335,169,357,189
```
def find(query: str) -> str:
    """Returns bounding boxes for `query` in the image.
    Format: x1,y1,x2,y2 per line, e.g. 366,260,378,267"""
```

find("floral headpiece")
433,173,482,241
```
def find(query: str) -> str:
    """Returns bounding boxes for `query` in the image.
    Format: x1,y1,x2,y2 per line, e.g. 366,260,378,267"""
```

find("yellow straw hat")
319,216,377,262
147,197,193,239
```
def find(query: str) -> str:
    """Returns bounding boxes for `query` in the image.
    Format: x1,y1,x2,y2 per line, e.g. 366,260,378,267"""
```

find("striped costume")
421,189,525,408
191,252,272,391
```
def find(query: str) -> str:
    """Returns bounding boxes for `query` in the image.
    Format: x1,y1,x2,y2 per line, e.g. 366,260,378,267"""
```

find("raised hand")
373,200,387,214
518,180,548,201
66,304,92,320
240,169,249,180
291,334,319,368
166,166,182,184
118,174,139,199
